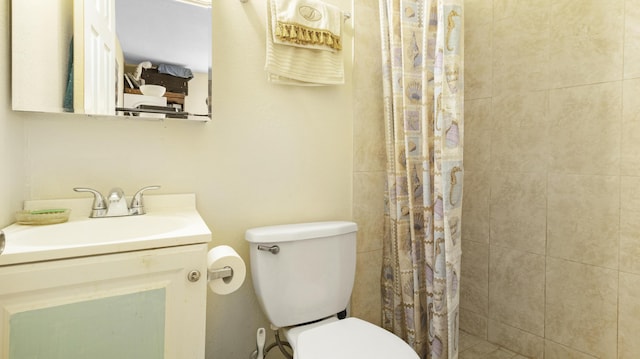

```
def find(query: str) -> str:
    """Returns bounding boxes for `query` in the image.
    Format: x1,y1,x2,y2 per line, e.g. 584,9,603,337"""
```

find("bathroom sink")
0,194,211,266
7,214,190,247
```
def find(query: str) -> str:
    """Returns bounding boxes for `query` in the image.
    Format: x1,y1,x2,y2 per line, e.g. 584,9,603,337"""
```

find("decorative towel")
272,0,342,51
265,0,345,85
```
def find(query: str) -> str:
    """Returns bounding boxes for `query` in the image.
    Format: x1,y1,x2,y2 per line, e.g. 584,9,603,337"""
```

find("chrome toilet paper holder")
209,266,234,280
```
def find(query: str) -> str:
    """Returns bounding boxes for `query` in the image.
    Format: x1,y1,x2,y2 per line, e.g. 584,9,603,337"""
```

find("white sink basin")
0,194,211,266
7,214,189,247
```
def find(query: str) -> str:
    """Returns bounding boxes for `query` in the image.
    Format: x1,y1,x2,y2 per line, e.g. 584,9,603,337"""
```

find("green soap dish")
15,208,71,225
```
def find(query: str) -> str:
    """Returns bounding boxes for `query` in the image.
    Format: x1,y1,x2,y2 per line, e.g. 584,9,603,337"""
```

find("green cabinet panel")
9,289,166,359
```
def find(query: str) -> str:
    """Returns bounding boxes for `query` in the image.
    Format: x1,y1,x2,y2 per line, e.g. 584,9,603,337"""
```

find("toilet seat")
288,317,419,359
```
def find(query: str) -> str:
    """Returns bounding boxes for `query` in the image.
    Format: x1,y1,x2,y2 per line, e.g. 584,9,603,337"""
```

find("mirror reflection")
12,0,212,121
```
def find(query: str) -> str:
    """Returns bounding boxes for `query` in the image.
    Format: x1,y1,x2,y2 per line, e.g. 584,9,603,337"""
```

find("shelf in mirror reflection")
115,107,210,121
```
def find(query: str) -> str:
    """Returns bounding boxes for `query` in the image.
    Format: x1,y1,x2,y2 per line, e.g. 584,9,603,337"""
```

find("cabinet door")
0,244,208,359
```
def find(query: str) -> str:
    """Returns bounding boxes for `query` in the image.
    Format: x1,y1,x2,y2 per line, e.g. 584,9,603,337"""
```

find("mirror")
12,0,212,121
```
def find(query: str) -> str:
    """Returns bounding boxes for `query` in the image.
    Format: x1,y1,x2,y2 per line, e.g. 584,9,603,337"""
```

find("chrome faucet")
73,185,160,218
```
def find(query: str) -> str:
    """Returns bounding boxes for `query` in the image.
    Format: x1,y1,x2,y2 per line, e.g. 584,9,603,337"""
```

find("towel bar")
239,0,351,22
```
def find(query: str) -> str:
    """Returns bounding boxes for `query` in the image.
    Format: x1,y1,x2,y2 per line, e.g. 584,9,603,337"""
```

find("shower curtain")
379,1,463,358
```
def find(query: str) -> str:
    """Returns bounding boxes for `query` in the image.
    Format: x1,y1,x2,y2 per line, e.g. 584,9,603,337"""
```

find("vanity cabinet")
0,243,208,359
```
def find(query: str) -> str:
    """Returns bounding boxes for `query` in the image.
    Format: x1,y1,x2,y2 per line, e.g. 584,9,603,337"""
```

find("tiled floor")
459,331,531,359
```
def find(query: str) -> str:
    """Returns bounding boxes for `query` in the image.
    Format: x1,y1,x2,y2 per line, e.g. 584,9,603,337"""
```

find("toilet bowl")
286,316,419,359
245,221,418,359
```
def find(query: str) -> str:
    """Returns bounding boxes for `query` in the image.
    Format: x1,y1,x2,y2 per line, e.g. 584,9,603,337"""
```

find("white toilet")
245,221,419,359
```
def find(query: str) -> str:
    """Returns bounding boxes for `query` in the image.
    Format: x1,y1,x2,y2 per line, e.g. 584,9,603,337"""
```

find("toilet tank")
245,221,357,328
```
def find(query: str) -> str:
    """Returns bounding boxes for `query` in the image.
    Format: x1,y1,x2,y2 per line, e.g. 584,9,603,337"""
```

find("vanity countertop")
0,194,211,266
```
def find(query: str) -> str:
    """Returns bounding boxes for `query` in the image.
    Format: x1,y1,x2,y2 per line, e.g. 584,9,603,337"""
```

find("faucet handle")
107,187,125,203
73,187,107,217
130,185,161,215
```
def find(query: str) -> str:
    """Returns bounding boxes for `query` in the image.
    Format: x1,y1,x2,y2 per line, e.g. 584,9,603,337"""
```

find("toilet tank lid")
245,221,357,243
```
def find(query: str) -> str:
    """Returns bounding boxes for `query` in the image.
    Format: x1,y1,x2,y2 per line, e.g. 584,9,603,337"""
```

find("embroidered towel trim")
272,0,343,51
265,0,345,85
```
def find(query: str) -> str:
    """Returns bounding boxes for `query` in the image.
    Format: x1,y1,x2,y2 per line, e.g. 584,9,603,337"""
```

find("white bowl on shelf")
139,84,166,97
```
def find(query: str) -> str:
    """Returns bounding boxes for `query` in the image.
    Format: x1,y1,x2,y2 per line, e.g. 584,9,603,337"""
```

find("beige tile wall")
351,0,386,326
462,0,640,358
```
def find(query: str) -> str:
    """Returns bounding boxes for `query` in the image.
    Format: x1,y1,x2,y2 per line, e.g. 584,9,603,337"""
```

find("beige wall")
462,0,640,358
0,1,26,226
1,0,362,358
350,0,385,327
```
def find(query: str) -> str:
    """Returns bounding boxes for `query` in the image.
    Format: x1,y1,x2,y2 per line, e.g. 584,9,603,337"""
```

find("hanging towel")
272,0,342,51
63,37,74,112
265,0,345,85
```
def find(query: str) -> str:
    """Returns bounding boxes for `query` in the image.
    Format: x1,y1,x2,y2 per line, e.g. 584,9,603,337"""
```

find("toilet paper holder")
206,245,246,294
209,266,234,280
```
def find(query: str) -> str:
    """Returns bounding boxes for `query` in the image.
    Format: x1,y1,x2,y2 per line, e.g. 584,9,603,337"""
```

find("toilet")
245,221,419,359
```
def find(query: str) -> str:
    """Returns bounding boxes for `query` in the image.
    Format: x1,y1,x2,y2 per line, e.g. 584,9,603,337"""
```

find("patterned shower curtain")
379,1,463,358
